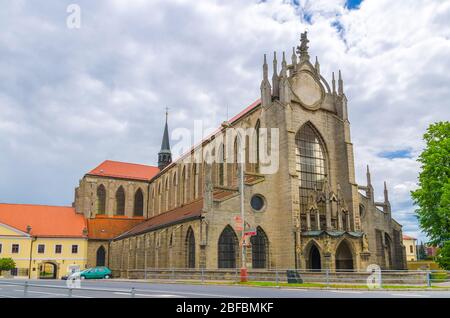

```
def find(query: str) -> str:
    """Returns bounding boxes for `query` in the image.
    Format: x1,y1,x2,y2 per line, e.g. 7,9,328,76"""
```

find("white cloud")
0,0,449,242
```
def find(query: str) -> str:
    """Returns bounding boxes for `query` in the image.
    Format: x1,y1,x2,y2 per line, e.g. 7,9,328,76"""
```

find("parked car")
80,266,112,279
62,266,112,280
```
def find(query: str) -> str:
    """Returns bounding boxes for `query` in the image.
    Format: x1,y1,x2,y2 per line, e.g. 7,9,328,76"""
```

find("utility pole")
239,145,248,282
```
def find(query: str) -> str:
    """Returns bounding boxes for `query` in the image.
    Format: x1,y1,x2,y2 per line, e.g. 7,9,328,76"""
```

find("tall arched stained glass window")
295,123,328,222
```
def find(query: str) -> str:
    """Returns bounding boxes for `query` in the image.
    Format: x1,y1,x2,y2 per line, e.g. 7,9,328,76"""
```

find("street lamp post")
239,157,248,282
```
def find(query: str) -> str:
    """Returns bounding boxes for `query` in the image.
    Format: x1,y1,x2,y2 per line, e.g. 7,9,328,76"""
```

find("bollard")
68,288,73,298
131,287,136,298
201,268,204,284
24,281,28,297
427,271,431,287
275,270,279,286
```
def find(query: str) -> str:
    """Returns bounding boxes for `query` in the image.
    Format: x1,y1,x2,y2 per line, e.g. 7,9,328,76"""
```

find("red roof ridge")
101,159,158,169
0,202,73,209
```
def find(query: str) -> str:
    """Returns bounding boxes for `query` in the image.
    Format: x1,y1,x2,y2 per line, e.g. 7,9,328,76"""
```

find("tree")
436,241,450,270
411,121,450,246
0,258,16,275
417,241,427,260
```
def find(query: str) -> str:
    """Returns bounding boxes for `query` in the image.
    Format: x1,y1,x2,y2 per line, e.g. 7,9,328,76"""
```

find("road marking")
133,288,246,298
0,294,18,298
14,289,92,298
328,290,363,294
391,293,429,298
114,292,181,298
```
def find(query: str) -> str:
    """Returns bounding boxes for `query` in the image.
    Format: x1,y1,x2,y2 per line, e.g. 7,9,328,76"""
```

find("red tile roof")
87,217,144,240
0,203,87,238
88,160,159,181
115,199,203,239
403,235,417,240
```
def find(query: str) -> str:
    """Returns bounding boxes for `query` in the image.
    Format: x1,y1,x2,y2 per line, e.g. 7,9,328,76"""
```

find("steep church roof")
114,199,203,240
87,160,159,181
87,216,144,240
0,203,87,238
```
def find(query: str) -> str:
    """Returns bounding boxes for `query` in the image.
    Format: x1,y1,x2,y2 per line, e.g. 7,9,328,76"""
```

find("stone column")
315,209,320,230
306,210,311,231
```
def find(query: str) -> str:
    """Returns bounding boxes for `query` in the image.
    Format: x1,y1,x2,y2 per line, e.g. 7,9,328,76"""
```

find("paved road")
0,279,449,298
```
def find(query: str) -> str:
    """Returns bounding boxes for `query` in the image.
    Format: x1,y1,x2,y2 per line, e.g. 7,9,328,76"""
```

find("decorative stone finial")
296,31,310,62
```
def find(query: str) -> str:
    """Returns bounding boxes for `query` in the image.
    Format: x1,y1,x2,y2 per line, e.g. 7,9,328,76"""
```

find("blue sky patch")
345,0,363,10
379,149,413,159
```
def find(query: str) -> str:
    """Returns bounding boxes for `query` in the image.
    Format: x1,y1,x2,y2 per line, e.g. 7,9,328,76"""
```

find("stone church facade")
74,33,407,274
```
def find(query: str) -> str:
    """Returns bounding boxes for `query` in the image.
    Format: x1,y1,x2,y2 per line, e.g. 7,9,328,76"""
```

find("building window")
410,245,413,253
96,184,106,214
115,186,125,215
72,245,78,254
11,244,19,254
55,245,62,254
251,227,268,269
250,194,265,211
295,123,327,219
37,244,45,254
218,226,238,269
186,227,195,268
134,188,144,216
0,243,2,254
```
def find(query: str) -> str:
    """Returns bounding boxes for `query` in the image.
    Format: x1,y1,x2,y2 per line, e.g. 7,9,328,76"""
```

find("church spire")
158,108,172,170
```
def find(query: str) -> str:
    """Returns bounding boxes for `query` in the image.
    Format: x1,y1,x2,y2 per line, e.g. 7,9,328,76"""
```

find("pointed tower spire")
384,181,389,203
281,51,287,76
338,70,344,95
158,108,172,170
366,165,374,202
366,165,372,186
279,51,290,104
260,54,272,108
272,51,279,98
291,47,297,70
315,56,320,75
332,72,336,94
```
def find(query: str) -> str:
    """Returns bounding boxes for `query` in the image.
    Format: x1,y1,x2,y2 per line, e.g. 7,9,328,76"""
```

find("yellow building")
0,203,88,279
403,235,417,262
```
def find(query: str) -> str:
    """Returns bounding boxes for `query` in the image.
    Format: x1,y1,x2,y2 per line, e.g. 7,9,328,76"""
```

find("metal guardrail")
0,280,137,298
114,268,450,288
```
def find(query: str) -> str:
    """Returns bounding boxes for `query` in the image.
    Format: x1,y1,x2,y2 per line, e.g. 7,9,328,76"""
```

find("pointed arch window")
251,227,268,269
115,186,125,215
218,143,225,185
218,226,238,268
295,123,328,217
255,120,261,173
186,227,195,268
96,185,106,215
134,188,144,216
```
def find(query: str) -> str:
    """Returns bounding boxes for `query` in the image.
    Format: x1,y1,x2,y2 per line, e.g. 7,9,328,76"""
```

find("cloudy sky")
0,0,449,242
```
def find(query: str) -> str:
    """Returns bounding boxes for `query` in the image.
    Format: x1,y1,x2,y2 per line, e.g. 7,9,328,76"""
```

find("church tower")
158,109,172,170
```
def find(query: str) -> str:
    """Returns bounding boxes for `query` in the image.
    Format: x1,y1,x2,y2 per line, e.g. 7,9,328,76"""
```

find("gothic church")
74,33,407,275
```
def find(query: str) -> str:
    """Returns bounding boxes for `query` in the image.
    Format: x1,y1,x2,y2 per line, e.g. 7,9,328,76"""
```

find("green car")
80,266,112,279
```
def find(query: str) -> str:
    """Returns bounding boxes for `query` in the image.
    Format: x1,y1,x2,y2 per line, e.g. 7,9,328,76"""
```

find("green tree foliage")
411,121,450,246
0,258,16,274
436,241,450,270
417,241,427,260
